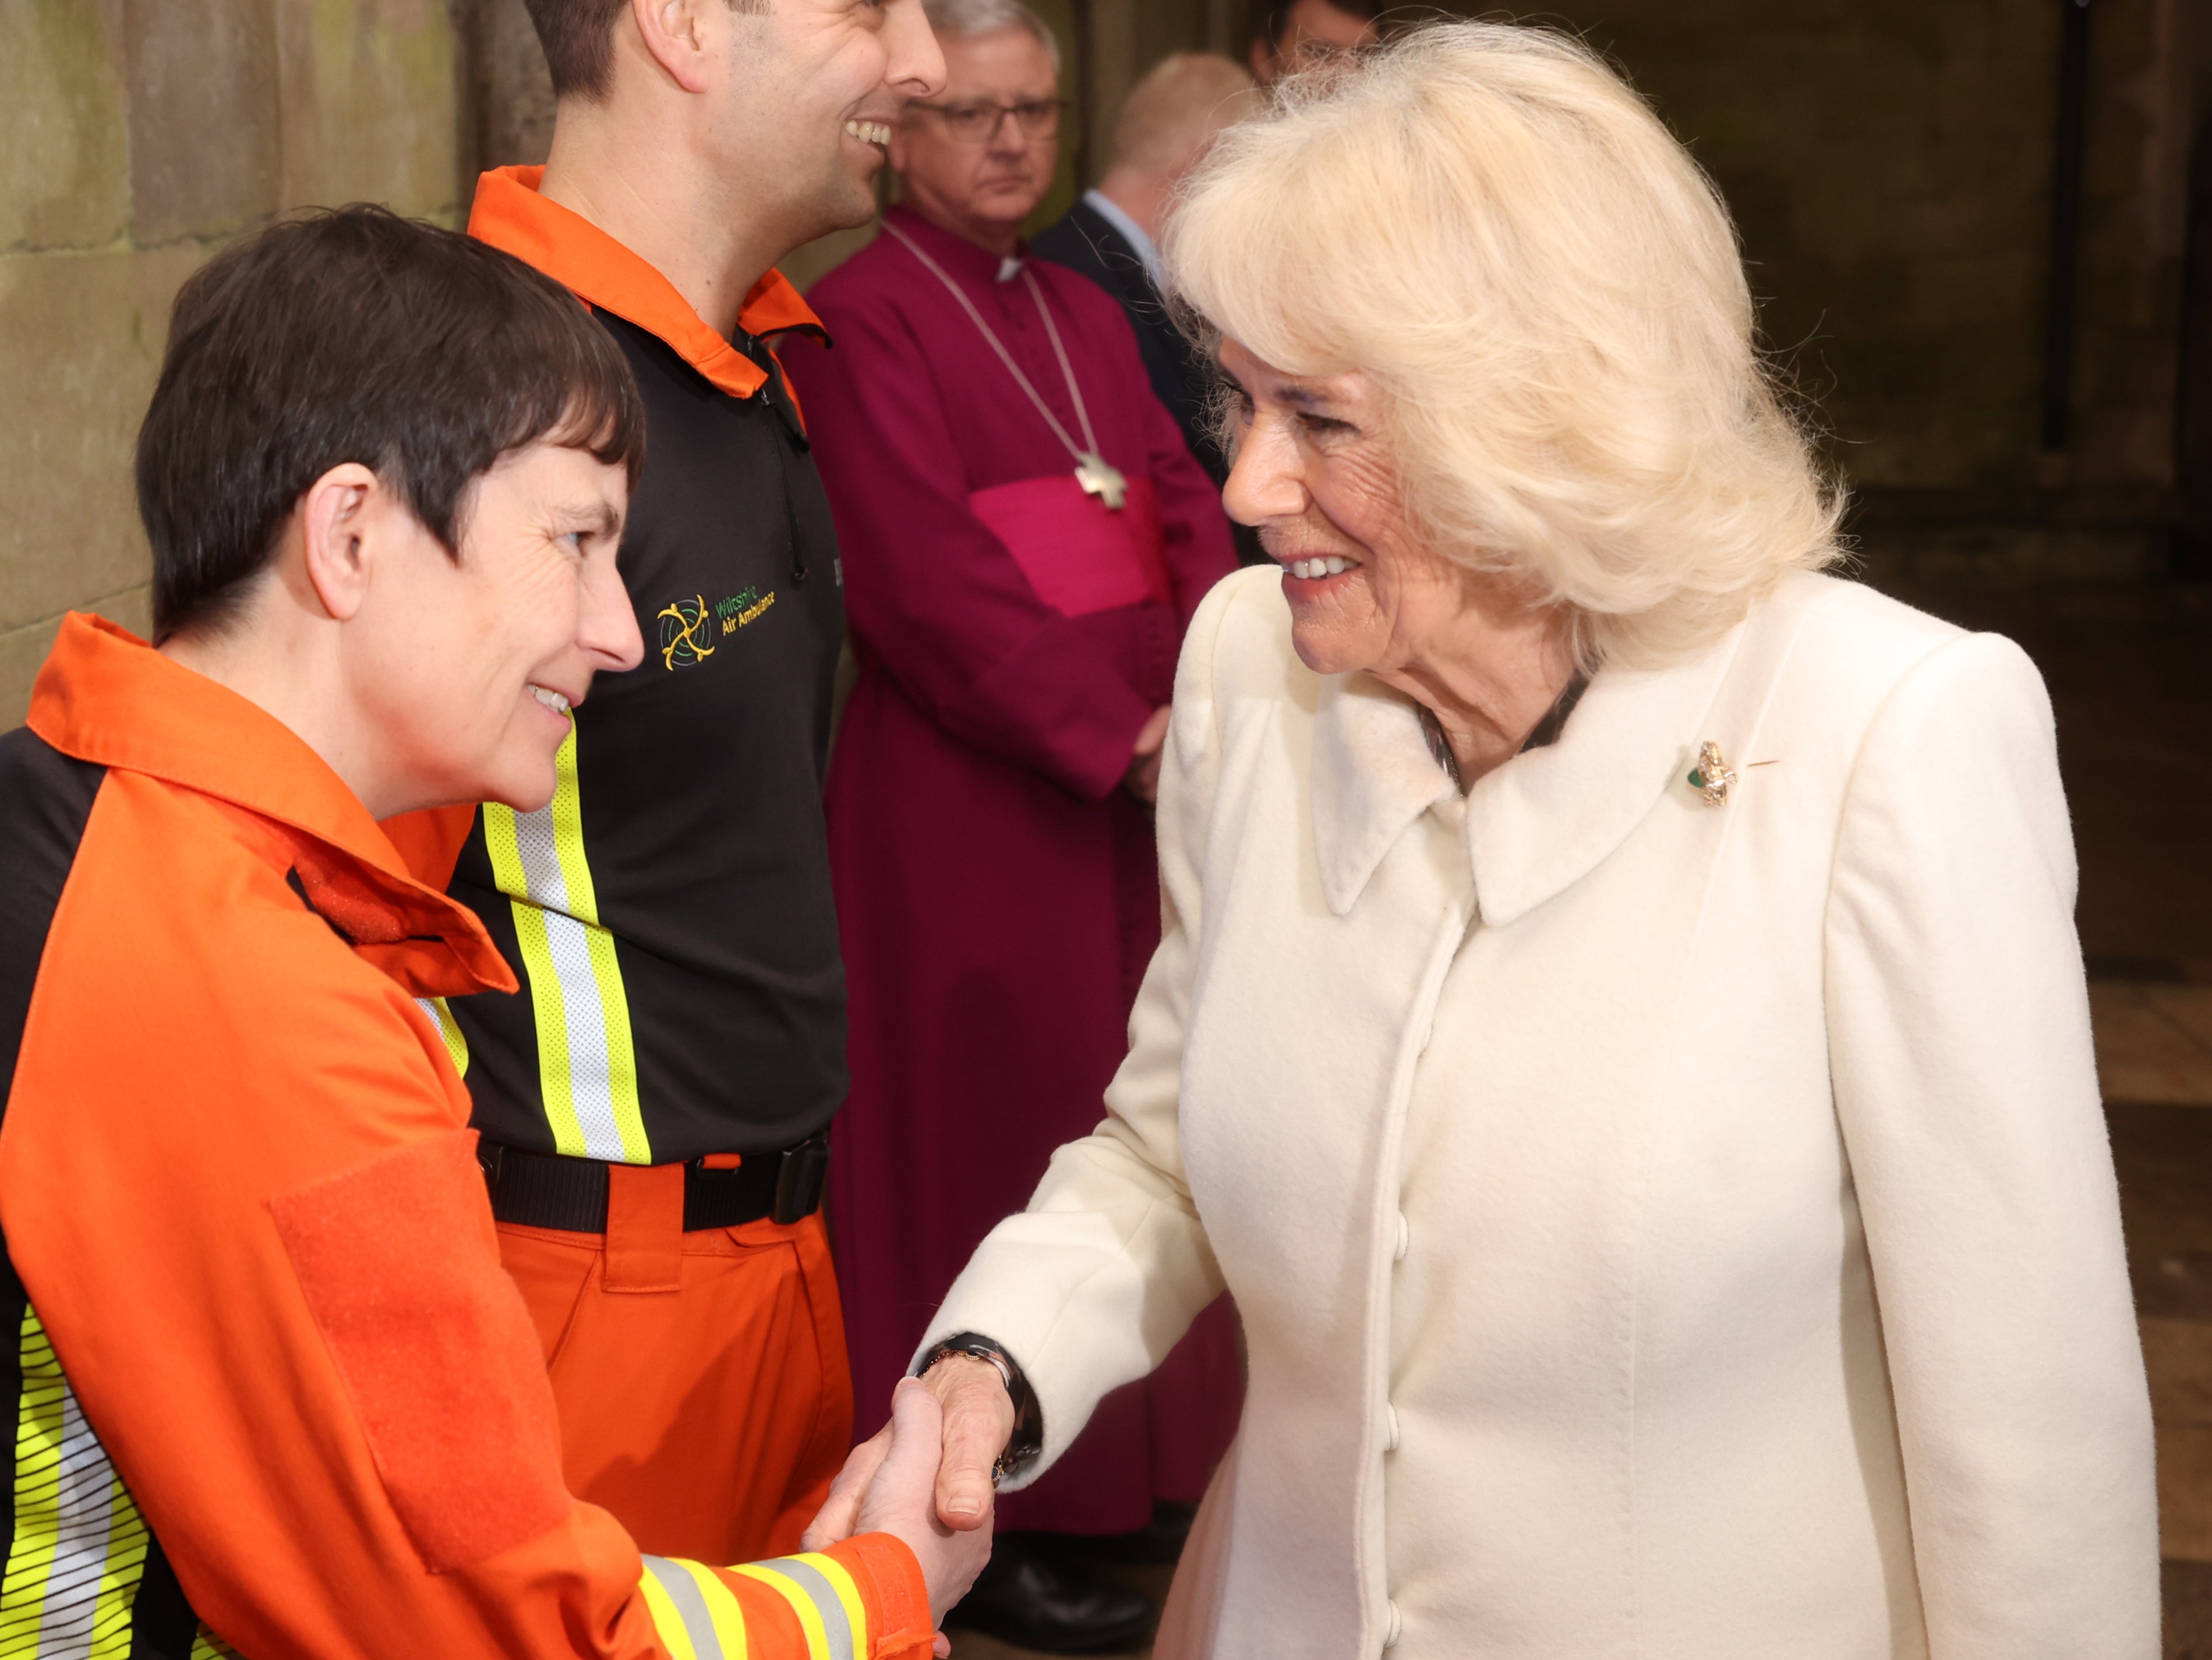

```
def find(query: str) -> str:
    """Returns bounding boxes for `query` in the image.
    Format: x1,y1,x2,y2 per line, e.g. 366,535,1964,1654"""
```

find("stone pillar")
453,0,555,205
0,0,462,726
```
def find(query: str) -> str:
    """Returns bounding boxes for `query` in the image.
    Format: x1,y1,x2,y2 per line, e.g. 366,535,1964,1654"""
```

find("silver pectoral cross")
1075,451,1128,511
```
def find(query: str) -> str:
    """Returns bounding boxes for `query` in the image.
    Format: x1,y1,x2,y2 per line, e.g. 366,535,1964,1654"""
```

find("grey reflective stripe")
764,1558,854,1660
0,1307,153,1660
642,1557,725,1660
508,802,572,912
533,907,627,1160
506,806,628,1162
36,1383,116,1660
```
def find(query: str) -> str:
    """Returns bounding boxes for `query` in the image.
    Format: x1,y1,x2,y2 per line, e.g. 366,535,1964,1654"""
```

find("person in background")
0,204,981,1660
384,0,945,1576
1033,52,1258,543
784,0,1241,1648
1246,0,1380,83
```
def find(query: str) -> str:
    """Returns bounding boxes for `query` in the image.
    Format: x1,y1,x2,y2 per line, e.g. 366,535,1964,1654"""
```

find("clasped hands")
800,1356,1016,1657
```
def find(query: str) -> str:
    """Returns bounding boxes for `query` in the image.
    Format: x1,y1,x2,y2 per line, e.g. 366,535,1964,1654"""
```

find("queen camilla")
821,20,2160,1658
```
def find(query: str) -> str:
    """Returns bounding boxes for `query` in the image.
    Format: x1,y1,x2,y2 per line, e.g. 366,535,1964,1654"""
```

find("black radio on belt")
478,1131,832,1233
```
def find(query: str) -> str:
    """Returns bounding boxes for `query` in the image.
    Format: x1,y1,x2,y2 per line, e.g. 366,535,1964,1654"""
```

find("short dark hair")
522,0,630,100
137,204,645,643
522,0,768,101
1249,0,1385,52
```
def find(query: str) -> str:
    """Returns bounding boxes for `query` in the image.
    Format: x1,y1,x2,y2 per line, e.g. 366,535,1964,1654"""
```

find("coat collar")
469,165,826,405
28,614,515,999
1310,620,1745,925
1310,673,1459,918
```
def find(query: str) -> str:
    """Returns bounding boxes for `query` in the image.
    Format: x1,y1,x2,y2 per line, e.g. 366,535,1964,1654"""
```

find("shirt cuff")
825,1532,936,1660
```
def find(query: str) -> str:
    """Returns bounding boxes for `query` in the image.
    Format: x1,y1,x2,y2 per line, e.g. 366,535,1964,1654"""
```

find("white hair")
1162,21,1844,667
921,0,1062,75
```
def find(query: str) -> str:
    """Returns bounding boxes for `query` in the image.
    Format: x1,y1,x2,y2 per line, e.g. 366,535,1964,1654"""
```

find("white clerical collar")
1082,189,1163,289
996,255,1024,284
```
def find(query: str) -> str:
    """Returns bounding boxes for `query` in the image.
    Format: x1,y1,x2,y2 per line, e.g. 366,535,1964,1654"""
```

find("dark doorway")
2178,116,2212,575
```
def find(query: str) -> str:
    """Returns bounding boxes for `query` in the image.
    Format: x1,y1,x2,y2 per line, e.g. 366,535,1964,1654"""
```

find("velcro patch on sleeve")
268,1128,573,1571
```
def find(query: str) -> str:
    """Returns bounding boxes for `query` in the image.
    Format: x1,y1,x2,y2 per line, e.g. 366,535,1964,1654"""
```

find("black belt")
478,1132,831,1233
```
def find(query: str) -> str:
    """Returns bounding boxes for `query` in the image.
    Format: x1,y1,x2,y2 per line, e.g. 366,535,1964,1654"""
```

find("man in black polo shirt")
390,0,945,1567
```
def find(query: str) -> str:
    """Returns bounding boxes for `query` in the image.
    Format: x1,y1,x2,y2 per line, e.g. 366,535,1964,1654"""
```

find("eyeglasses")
909,98,1068,143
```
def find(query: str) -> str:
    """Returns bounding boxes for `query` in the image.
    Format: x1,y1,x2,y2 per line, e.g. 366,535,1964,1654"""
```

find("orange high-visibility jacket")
0,614,931,1660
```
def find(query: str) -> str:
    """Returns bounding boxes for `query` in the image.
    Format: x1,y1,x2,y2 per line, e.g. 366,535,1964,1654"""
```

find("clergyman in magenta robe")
786,202,1242,1537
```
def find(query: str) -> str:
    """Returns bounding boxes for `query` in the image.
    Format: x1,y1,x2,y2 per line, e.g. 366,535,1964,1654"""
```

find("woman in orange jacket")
0,208,985,1660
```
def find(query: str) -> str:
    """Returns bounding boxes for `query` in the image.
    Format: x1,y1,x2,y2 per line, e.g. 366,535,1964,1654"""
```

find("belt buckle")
772,1131,831,1226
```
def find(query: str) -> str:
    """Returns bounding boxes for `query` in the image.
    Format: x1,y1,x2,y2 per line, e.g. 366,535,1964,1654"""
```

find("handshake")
800,1355,1019,1658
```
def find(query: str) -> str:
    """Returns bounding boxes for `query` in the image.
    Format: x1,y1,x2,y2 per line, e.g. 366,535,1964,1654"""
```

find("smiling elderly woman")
865,21,2160,1659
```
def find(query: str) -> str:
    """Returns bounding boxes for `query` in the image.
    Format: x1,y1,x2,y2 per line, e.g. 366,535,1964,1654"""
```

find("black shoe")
948,1533,1154,1654
1072,1501,1198,1566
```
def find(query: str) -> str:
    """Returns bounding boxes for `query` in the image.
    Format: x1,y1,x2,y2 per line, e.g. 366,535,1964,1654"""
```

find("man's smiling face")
715,0,948,245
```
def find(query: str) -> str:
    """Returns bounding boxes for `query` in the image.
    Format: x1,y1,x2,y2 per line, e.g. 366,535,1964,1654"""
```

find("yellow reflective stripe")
548,731,646,1163
481,734,650,1165
0,1308,153,1660
546,735,601,925
2,1309,69,1653
788,1555,867,1657
729,1565,833,1660
188,1629,241,1660
672,1560,750,1660
482,798,529,898
417,997,469,1079
638,1570,701,1660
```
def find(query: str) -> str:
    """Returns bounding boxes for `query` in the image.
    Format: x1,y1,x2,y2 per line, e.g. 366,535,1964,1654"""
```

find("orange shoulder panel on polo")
0,614,931,1660
469,164,824,417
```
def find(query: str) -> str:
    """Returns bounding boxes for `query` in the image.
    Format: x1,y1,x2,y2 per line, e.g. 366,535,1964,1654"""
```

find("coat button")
1383,1600,1403,1649
1385,1404,1401,1452
1394,1212,1410,1261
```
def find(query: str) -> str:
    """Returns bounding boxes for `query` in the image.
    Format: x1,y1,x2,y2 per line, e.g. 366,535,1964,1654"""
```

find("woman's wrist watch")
915,1332,1045,1486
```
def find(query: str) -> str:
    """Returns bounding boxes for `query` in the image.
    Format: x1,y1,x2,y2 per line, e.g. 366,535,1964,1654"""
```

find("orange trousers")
495,1161,854,1564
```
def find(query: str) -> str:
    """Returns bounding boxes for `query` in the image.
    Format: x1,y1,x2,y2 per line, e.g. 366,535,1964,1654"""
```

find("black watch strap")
916,1332,1045,1484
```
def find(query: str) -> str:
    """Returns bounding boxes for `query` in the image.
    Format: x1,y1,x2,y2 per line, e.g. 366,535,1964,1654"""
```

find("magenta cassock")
785,206,1242,1532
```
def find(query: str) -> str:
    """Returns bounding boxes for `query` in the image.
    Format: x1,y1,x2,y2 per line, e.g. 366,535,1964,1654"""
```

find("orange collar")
469,165,826,404
28,614,515,999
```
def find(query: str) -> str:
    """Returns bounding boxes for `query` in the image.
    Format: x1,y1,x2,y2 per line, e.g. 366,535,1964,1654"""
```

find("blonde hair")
1110,54,1257,179
1162,21,1843,666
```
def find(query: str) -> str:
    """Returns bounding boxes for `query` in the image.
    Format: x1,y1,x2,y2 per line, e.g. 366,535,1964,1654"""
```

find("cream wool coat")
923,565,2158,1659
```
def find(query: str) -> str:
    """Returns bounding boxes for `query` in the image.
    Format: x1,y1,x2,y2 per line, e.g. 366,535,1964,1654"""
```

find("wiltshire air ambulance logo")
657,594,717,670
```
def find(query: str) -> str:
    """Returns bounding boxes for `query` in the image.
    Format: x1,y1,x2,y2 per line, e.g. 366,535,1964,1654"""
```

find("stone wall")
0,0,462,725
